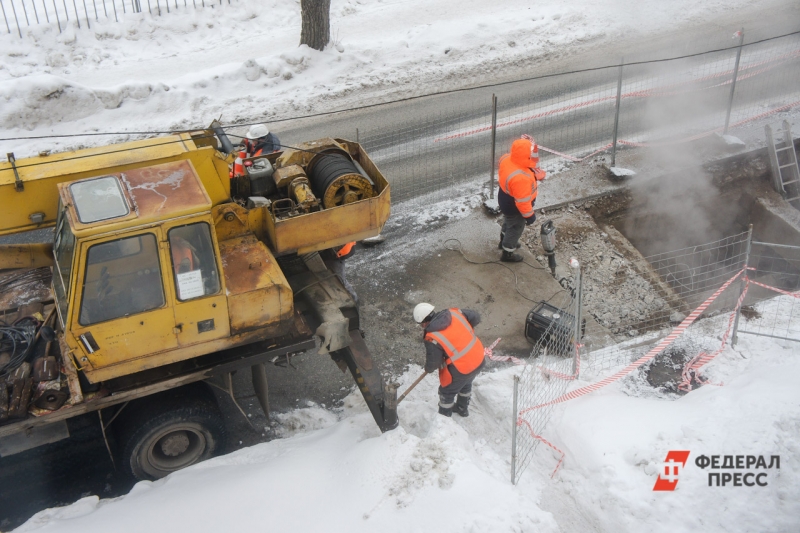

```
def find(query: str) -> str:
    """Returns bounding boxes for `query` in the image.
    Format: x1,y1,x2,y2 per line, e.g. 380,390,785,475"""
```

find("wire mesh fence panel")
737,241,800,342
510,231,775,484
360,100,495,205
582,231,751,372
727,32,800,136
512,279,581,484
351,30,800,204
492,68,620,174
615,47,739,149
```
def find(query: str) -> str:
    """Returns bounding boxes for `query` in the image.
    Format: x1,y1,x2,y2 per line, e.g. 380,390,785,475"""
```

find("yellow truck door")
162,218,231,346
69,229,179,374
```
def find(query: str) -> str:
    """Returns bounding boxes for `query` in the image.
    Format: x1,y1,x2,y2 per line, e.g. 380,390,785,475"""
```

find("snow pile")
16,297,800,532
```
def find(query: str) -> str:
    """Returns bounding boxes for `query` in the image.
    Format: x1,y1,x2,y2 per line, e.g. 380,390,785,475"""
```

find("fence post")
52,0,61,32
2,1,11,34
572,258,583,377
489,94,497,199
9,0,21,37
511,374,519,485
21,0,30,26
71,0,80,27
81,0,90,28
732,224,753,346
724,29,745,135
611,58,624,167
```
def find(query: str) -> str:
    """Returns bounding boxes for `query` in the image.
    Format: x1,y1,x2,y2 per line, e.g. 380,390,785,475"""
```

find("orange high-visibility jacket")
171,238,195,274
498,138,546,218
424,308,485,387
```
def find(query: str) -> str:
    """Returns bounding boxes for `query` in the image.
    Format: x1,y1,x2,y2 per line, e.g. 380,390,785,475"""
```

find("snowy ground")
3,0,800,531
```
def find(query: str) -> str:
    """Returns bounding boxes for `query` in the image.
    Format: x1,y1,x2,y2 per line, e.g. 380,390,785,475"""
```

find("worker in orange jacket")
414,303,485,417
497,135,546,262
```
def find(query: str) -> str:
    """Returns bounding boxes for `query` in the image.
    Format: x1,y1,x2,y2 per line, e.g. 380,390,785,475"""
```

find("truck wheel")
115,383,226,481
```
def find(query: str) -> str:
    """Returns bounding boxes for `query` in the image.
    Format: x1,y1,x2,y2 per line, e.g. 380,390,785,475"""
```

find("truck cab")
54,160,293,383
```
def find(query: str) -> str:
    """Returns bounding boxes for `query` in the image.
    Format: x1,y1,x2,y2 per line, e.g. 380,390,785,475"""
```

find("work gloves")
525,214,536,226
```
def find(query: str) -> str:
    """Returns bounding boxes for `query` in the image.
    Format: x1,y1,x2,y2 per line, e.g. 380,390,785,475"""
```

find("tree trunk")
300,0,331,51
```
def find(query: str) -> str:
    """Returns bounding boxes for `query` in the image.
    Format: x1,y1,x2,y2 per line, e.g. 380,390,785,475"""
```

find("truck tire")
115,383,226,481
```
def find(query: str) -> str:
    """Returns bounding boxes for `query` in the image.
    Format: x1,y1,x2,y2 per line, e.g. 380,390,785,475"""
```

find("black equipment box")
525,301,585,349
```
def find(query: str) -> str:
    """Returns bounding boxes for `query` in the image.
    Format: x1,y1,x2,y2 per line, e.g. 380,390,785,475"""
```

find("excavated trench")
522,144,800,391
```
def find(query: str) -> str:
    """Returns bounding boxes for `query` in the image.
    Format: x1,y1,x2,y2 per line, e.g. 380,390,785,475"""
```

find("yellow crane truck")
0,123,398,480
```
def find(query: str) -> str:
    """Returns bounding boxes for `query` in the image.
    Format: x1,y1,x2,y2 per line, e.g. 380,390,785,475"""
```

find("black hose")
0,324,37,378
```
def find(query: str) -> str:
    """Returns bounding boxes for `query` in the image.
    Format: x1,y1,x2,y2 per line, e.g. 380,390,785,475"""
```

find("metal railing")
0,0,233,35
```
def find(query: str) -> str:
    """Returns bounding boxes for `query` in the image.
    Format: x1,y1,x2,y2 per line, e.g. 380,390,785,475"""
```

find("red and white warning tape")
538,343,582,381
517,417,565,478
484,338,526,365
678,278,750,392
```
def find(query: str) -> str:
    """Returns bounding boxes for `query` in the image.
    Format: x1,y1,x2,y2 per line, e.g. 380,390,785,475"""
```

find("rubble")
522,200,670,339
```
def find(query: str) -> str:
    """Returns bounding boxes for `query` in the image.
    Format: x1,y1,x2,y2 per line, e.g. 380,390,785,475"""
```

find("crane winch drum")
306,149,375,209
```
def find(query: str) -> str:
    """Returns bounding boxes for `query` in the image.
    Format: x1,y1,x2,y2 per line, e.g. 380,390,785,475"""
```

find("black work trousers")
438,359,486,408
501,211,527,252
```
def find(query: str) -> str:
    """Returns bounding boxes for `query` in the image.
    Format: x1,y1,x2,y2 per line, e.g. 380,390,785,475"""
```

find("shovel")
397,370,429,404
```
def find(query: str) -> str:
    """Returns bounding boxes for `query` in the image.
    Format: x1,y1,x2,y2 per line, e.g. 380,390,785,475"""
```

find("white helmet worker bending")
413,302,436,324
246,123,270,140
243,123,280,156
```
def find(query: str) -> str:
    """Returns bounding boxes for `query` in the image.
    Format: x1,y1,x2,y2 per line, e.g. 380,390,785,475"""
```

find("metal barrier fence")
0,0,233,36
584,230,751,373
510,230,800,484
511,260,583,485
355,30,800,205
735,241,800,343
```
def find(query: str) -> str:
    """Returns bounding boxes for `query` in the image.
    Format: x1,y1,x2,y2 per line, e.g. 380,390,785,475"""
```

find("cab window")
168,223,221,301
78,234,165,326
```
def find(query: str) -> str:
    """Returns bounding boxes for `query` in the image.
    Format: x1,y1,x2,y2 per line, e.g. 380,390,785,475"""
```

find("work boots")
501,250,524,262
438,405,453,417
498,232,521,250
453,394,470,417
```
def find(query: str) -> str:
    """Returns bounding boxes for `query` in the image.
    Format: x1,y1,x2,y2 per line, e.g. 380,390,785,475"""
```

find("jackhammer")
540,220,557,277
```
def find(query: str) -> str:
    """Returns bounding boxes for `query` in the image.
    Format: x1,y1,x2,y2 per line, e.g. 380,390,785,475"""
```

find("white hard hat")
413,303,435,324
246,124,269,140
